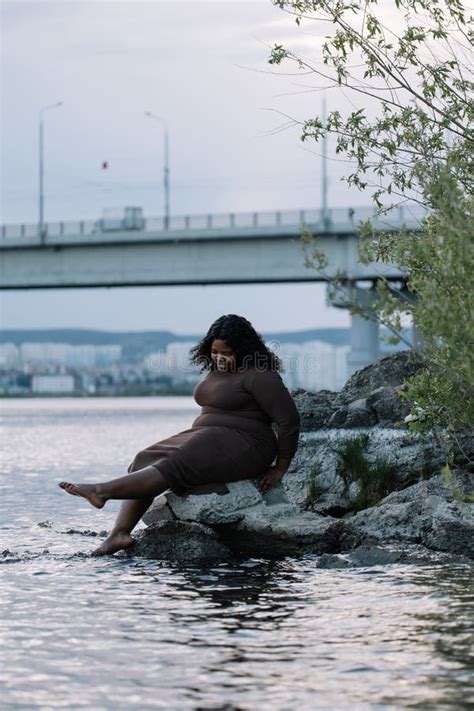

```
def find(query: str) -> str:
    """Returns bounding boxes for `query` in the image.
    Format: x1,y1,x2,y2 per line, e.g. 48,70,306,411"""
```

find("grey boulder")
315,543,471,568
125,520,234,563
336,350,424,406
214,503,360,557
283,428,446,511
292,389,338,431
350,470,474,558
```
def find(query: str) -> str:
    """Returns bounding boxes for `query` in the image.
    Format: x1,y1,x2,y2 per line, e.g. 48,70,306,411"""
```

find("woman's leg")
58,464,169,508
58,464,172,556
90,496,155,556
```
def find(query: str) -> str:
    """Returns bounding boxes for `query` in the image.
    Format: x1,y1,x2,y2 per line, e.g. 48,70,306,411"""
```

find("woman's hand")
256,466,286,495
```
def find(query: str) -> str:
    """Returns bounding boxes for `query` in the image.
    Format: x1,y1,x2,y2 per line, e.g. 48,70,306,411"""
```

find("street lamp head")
144,110,170,225
40,101,64,116
145,111,162,122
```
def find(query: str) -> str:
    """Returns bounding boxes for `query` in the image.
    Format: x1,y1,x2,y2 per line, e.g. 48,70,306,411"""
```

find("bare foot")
91,532,135,556
58,481,106,509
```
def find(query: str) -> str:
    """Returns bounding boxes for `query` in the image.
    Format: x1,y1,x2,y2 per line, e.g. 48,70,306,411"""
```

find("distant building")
144,339,349,391
65,345,96,368
31,374,75,394
19,342,122,368
277,341,349,392
80,372,97,394
0,343,20,368
145,342,196,379
165,342,196,376
143,351,165,374
21,342,70,366
95,345,122,367
66,344,122,367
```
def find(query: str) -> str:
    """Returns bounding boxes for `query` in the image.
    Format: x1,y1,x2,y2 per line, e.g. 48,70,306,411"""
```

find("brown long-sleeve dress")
126,365,301,497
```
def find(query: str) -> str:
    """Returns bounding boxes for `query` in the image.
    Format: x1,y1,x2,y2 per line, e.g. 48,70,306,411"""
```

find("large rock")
329,351,425,428
455,429,474,468
292,352,425,429
138,498,361,559
165,480,263,525
214,503,360,557
366,386,412,426
125,520,234,563
315,543,471,568
142,481,360,557
327,386,412,429
327,399,377,428
350,470,474,558
283,428,446,511
291,389,338,431
336,350,424,405
141,495,175,525
134,472,473,561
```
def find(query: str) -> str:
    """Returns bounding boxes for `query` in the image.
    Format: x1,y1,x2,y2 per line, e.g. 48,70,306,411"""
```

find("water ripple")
1,398,473,709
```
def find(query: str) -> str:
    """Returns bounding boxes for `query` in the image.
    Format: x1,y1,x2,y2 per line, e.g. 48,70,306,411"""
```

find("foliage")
359,156,474,435
306,461,324,507
333,434,370,484
269,0,474,450
269,0,472,206
440,463,474,506
332,434,405,511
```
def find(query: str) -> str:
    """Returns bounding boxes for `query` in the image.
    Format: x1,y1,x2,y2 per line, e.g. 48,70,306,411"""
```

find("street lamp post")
145,111,170,229
39,101,63,244
321,94,330,231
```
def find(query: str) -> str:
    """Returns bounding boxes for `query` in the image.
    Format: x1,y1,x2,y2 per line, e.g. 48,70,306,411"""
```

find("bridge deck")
1,205,425,248
0,204,426,289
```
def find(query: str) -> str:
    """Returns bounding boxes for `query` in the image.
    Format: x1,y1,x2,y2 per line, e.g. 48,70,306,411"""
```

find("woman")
58,314,301,555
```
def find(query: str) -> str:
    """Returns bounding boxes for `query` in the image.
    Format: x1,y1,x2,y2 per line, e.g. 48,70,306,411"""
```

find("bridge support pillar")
327,283,379,377
411,320,425,351
397,285,426,352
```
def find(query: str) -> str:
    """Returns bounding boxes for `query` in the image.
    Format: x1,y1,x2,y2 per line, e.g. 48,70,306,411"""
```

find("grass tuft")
332,434,400,511
306,461,323,509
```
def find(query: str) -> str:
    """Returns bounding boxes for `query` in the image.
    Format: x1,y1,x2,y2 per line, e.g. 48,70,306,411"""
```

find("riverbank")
133,352,474,564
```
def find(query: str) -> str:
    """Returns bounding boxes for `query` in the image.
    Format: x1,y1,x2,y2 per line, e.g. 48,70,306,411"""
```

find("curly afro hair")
189,314,284,374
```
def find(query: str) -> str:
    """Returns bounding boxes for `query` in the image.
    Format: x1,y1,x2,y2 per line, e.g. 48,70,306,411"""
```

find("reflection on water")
1,398,473,709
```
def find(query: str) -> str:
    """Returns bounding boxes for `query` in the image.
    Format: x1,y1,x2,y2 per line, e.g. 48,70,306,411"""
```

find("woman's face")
211,339,236,372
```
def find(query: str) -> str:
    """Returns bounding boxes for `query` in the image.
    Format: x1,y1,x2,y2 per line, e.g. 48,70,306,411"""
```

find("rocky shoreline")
123,352,474,566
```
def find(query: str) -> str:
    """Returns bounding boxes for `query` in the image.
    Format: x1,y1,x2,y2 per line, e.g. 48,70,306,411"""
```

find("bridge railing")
0,205,427,246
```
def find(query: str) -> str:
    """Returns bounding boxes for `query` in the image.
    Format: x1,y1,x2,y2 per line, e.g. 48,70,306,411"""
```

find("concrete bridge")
0,204,425,374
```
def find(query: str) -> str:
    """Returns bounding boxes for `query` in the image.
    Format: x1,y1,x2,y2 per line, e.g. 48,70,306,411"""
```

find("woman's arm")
273,454,294,476
244,367,301,475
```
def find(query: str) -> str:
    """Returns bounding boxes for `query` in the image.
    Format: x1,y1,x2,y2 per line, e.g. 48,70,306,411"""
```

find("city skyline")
0,334,355,394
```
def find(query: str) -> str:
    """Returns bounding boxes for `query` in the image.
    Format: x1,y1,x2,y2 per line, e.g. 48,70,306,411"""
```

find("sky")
0,0,372,334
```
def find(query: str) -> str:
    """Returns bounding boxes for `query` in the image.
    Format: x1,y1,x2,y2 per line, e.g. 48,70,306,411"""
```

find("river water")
1,397,473,710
